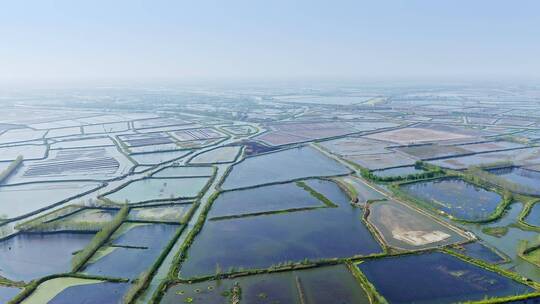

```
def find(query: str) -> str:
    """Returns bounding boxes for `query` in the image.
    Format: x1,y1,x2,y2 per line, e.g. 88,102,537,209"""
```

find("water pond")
130,150,191,165
0,286,20,303
400,178,502,221
357,252,535,304
163,264,370,304
524,203,540,227
152,166,214,178
459,202,540,281
0,232,94,281
449,242,506,264
104,177,209,203
221,146,350,190
0,181,102,219
489,167,540,195
110,223,179,249
208,181,327,219
83,223,180,279
0,144,47,161
189,146,241,164
180,179,382,278
83,246,160,279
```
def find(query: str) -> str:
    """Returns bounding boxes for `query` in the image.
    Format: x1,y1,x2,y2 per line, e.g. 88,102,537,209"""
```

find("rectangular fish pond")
208,181,332,219
357,251,535,304
162,264,370,304
0,232,95,281
179,179,382,279
82,223,180,279
130,150,191,165
152,166,214,178
20,277,129,304
102,177,210,204
0,181,103,220
220,146,350,190
188,146,242,164
449,242,506,264
488,166,540,196
399,177,503,221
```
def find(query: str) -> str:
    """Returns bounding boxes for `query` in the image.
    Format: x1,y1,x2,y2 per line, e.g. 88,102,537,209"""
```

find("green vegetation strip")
150,192,220,304
0,155,23,183
347,261,387,304
208,206,328,221
332,178,359,201
295,181,338,207
518,240,540,267
517,199,540,231
122,225,186,304
71,205,129,272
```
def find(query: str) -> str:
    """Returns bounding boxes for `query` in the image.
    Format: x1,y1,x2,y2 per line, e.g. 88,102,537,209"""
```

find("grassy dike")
332,177,359,202
0,155,23,184
517,199,540,231
122,224,187,304
518,239,540,267
347,261,388,304
149,192,221,303
71,205,129,272
295,180,338,207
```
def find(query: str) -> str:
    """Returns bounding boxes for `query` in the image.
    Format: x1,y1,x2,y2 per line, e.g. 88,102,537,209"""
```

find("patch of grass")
518,239,540,267
481,226,509,238
347,261,388,304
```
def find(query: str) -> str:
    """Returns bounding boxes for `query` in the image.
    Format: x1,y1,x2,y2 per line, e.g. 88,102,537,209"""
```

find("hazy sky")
1,0,539,84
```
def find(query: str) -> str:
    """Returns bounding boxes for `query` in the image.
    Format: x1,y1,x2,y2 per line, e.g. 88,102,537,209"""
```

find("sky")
1,0,540,84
